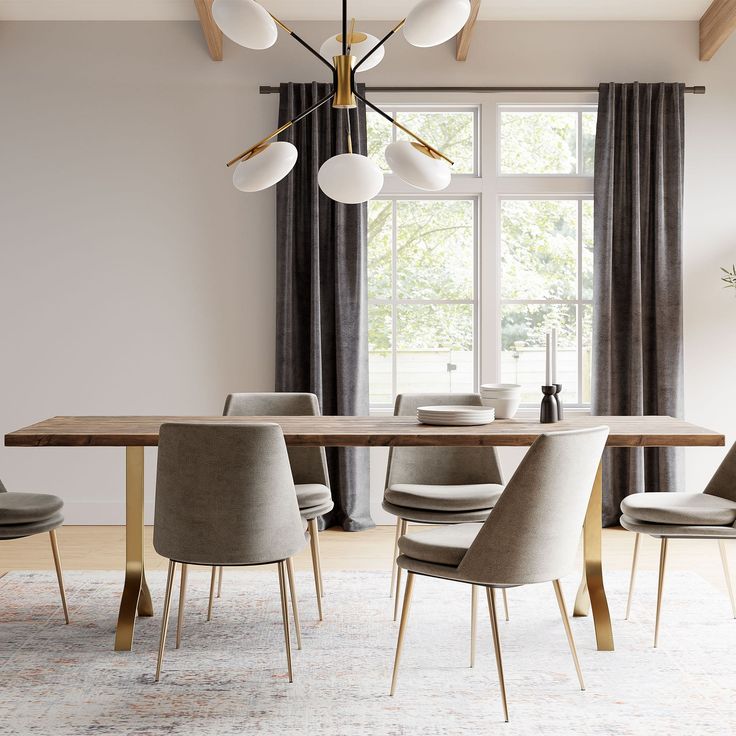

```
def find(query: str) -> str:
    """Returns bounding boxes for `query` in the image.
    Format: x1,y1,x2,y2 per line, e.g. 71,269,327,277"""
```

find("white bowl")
480,383,521,395
479,395,521,419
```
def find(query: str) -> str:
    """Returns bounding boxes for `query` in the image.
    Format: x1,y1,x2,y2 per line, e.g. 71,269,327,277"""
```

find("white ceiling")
0,1,714,22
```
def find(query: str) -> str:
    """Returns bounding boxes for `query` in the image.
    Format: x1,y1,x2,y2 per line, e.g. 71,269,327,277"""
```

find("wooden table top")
4,414,725,448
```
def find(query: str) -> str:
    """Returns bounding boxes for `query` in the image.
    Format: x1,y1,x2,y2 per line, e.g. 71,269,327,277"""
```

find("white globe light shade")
319,33,385,72
317,154,384,204
212,0,278,50
403,0,471,48
232,142,297,192
385,141,451,191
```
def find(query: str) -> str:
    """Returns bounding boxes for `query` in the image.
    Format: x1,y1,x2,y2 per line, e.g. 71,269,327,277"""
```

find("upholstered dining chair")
0,477,69,624
153,422,306,683
385,392,507,664
208,393,334,621
621,440,736,647
390,426,609,722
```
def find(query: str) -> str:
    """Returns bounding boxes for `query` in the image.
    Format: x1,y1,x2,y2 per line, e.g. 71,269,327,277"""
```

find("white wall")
0,21,734,524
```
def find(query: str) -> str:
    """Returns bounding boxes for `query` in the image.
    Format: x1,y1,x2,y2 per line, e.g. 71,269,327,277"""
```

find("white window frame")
366,93,597,412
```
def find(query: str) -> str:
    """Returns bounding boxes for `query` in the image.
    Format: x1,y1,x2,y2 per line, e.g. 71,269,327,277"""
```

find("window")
497,106,596,406
367,107,479,408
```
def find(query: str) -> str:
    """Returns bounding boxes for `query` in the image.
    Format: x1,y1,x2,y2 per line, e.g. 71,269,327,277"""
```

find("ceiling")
0,1,715,22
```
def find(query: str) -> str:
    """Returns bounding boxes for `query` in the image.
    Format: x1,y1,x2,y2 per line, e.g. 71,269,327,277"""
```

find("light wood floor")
1,526,733,593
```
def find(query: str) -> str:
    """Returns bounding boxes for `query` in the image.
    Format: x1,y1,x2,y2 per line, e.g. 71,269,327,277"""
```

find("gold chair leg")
718,540,736,619
48,530,69,624
175,563,188,649
207,566,217,622
470,585,477,668
217,566,223,598
313,523,325,598
502,588,509,622
389,517,401,598
393,519,408,621
552,579,585,690
286,557,302,650
277,560,293,683
155,560,177,682
654,538,668,648
307,518,324,621
625,533,641,620
390,571,415,696
486,587,509,722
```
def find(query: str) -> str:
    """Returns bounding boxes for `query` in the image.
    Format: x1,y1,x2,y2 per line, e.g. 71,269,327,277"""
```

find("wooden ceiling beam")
194,0,223,61
456,0,481,62
700,0,736,60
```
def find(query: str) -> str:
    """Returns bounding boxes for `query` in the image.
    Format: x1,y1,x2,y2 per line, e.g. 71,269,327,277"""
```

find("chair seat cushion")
385,483,504,512
382,500,491,524
0,492,64,525
398,523,483,567
621,492,736,526
620,513,736,539
296,483,332,510
0,511,65,539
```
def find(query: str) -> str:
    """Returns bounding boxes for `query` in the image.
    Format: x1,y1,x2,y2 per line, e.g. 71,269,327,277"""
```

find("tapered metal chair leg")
175,563,188,649
286,557,302,650
217,566,223,598
207,565,217,622
389,517,401,598
390,571,415,696
393,520,408,621
552,579,585,690
155,560,177,682
486,587,509,722
502,588,509,622
277,561,293,682
625,533,641,620
654,538,669,648
718,540,736,618
307,519,324,621
48,530,69,624
470,585,477,667
313,523,325,598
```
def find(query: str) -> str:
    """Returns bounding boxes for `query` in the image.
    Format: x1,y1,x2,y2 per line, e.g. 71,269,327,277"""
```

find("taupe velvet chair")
385,392,507,658
621,440,736,647
153,422,306,683
209,393,334,621
390,426,609,722
0,477,69,624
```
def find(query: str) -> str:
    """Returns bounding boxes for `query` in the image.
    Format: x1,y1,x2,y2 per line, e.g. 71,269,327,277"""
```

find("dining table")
5,413,724,652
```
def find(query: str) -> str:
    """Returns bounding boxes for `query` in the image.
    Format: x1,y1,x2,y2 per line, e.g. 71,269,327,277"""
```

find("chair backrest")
385,393,503,488
704,440,736,503
223,392,329,488
153,423,305,566
457,426,609,586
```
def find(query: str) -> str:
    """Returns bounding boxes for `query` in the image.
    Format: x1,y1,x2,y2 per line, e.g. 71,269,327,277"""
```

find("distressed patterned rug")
0,568,734,735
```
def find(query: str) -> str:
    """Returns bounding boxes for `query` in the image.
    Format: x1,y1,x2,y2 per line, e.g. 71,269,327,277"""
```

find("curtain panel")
593,82,685,526
276,82,373,531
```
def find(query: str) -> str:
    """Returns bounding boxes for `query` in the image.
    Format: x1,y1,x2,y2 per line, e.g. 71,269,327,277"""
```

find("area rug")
0,568,734,735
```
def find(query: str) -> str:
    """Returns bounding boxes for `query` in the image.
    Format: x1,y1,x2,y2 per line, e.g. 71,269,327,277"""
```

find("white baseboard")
61,502,156,525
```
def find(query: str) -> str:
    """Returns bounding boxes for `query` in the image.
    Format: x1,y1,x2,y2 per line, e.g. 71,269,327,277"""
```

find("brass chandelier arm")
269,13,336,73
352,19,406,73
352,89,454,166
226,90,336,167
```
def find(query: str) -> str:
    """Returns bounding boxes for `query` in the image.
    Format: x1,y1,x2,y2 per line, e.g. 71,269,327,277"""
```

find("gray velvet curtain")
593,82,685,526
276,82,373,531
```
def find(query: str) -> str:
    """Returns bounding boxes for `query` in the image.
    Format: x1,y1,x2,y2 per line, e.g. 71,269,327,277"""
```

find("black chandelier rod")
260,85,707,95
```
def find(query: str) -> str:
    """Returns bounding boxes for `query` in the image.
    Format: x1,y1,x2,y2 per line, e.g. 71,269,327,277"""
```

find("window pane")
396,304,474,395
368,303,393,406
582,112,597,175
367,110,393,172
500,111,577,174
368,199,393,299
581,199,594,300
501,199,578,300
396,111,475,174
500,304,578,404
396,199,474,300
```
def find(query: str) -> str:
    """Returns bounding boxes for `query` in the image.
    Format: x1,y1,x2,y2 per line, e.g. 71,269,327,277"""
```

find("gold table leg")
573,461,615,651
114,446,153,651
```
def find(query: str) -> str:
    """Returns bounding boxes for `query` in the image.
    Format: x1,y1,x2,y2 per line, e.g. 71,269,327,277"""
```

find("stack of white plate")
417,405,495,426
479,384,522,419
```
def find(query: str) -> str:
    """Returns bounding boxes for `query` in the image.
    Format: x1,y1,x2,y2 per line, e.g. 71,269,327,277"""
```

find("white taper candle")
545,332,551,385
551,327,557,384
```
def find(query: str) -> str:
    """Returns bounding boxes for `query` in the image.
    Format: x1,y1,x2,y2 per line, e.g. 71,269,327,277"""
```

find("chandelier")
212,0,471,203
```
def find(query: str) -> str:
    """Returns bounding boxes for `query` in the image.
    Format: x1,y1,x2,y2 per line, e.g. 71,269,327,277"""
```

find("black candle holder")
540,385,559,423
554,383,564,421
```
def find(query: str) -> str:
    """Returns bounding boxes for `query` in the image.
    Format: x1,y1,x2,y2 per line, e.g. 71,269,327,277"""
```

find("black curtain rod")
259,85,706,95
